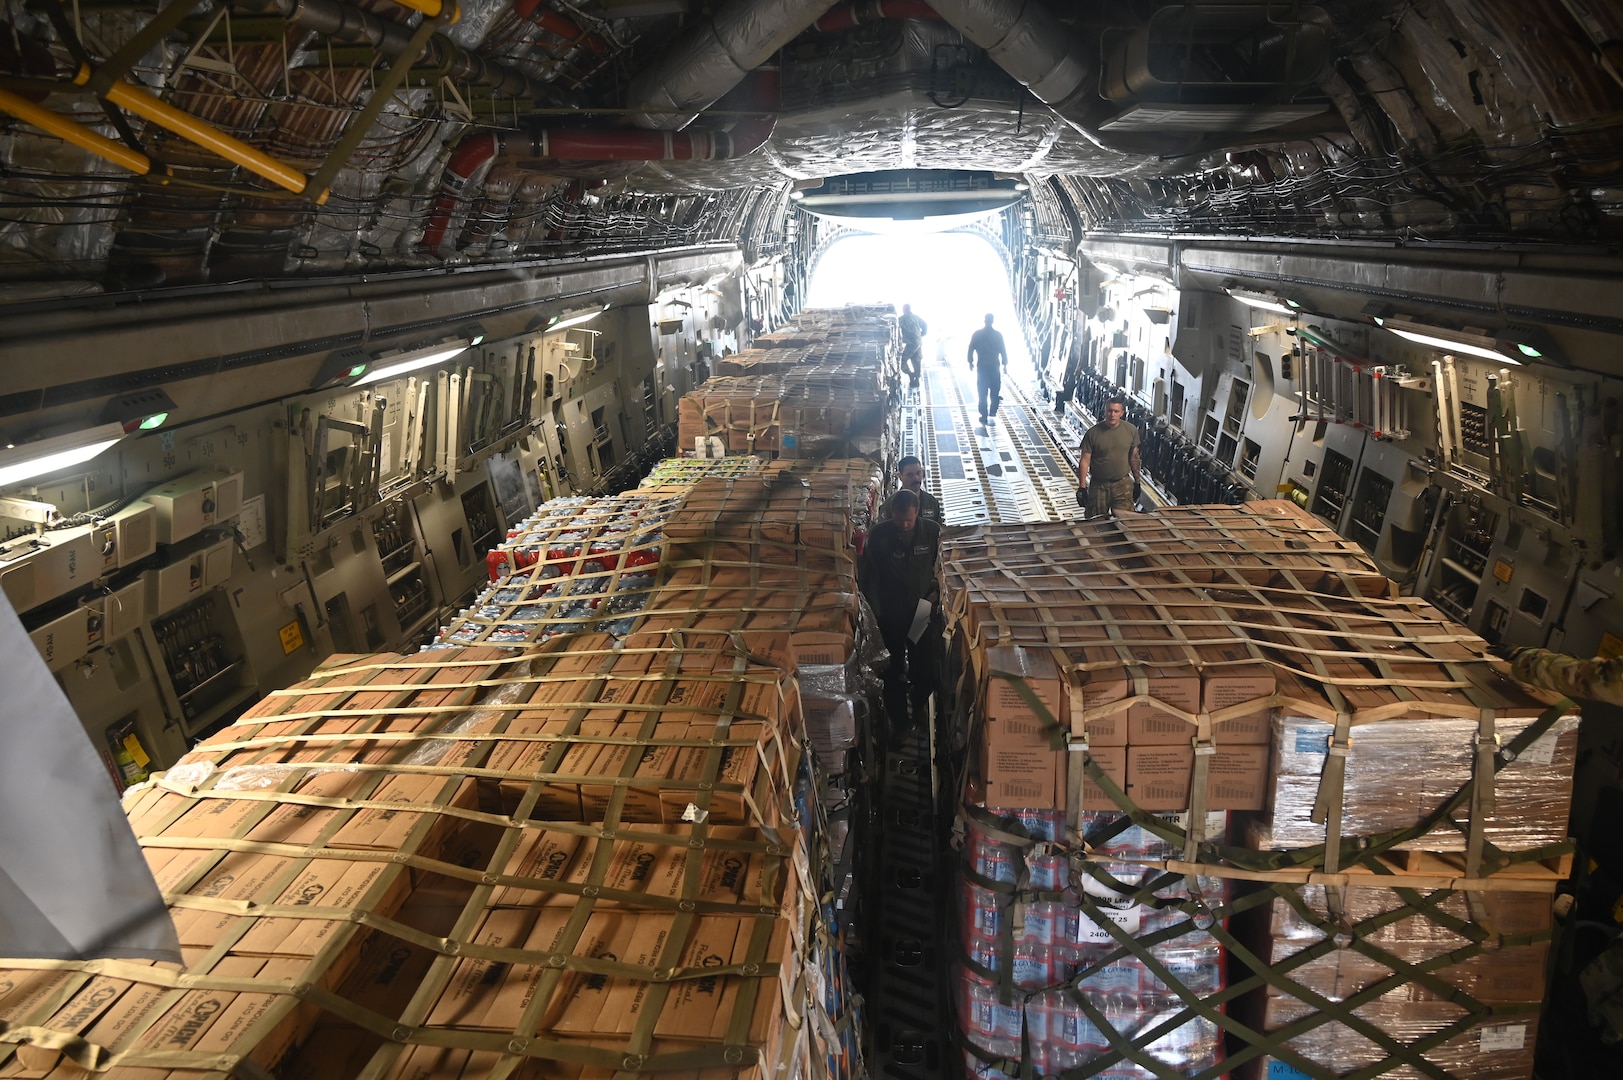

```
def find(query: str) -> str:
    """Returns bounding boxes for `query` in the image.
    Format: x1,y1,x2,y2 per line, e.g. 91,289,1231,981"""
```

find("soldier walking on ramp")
967,314,1007,426
899,304,928,389
1076,395,1143,518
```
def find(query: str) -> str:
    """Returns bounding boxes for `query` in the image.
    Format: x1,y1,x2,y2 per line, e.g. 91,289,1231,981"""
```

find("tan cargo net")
0,635,816,1080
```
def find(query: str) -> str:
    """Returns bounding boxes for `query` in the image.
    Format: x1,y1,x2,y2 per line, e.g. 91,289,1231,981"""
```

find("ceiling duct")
924,0,1334,155
420,118,778,253
922,0,1093,127
626,0,841,129
814,0,942,31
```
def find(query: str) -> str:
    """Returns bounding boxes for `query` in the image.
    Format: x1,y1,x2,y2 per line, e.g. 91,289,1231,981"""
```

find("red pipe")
418,117,777,254
814,0,941,31
512,0,608,55
420,132,501,253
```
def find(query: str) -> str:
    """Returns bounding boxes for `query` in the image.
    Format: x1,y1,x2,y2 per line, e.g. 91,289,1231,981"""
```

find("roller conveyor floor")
902,357,1087,526
899,353,1170,525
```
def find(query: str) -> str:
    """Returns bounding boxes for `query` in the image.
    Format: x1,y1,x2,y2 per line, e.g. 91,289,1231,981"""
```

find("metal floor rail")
904,359,1086,526
869,717,951,1080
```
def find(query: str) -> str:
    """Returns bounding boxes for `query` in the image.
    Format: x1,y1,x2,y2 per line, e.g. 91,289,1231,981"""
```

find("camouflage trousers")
1086,476,1135,518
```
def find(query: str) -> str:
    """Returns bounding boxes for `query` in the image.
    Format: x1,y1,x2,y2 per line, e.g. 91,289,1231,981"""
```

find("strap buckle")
1191,738,1217,757
1326,735,1353,757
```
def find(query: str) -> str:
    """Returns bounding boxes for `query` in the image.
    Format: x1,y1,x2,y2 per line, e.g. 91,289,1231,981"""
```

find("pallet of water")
958,805,1230,1079
941,501,1580,1079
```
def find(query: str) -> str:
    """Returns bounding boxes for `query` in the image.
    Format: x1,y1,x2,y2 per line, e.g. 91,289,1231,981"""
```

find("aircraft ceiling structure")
0,0,1621,299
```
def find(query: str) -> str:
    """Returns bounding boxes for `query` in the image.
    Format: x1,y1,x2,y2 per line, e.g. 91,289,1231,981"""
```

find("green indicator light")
348,364,368,377
138,413,168,430
1516,343,1542,358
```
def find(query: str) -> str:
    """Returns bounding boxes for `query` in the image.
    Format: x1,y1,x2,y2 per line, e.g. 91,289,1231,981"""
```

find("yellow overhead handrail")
73,64,325,202
0,86,150,175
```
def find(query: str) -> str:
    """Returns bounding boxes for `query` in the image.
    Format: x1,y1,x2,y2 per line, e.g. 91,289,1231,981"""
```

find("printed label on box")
1479,1023,1526,1052
1173,810,1227,837
1074,905,1141,944
1292,726,1328,754
1519,733,1557,766
1267,1063,1312,1080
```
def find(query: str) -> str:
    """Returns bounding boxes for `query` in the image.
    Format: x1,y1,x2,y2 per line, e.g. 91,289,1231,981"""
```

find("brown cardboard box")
327,775,475,852
550,913,639,1037
790,631,854,668
656,915,792,1044
658,721,781,826
235,858,410,958
1198,647,1275,744
244,771,371,846
1078,746,1130,813
981,739,1061,809
1070,644,1200,740
169,851,296,949
490,829,584,906
425,907,582,1032
985,646,1064,732
1126,744,1269,811
107,957,288,1080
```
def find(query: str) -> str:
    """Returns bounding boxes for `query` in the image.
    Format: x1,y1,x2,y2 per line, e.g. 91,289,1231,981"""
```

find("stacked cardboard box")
715,350,886,395
640,458,883,923
680,307,896,460
940,502,1576,1080
0,639,829,1080
662,461,880,572
677,377,887,457
0,648,510,1078
754,305,897,351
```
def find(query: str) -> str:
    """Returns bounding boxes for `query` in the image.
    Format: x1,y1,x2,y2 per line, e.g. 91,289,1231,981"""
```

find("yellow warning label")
279,620,305,655
1598,632,1623,660
122,735,149,768
1493,559,1514,583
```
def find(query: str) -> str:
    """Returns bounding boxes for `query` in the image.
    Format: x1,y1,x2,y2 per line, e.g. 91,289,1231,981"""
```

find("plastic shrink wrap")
1254,712,1579,852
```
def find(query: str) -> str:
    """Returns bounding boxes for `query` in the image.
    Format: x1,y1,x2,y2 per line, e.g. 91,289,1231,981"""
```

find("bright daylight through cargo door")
807,232,1033,381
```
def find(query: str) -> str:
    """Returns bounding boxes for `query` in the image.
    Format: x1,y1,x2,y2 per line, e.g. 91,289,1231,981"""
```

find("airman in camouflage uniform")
1504,646,1623,707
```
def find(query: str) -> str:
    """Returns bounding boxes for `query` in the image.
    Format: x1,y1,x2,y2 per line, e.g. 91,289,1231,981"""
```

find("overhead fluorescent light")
321,325,487,388
1374,317,1520,365
354,339,477,386
0,423,126,488
1225,287,1296,316
547,305,608,332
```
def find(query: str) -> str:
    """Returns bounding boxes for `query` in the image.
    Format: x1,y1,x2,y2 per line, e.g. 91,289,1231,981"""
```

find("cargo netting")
940,501,1575,1080
0,636,865,1080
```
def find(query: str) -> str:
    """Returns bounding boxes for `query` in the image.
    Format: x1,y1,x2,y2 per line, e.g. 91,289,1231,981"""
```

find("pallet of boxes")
680,307,897,463
0,489,868,1079
942,503,1576,1080
649,459,886,933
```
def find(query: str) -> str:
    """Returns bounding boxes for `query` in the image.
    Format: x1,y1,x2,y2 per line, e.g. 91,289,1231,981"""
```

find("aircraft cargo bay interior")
0,3,1621,1079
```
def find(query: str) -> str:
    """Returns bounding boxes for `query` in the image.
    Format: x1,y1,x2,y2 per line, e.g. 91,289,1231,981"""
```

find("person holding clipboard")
860,488,942,735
